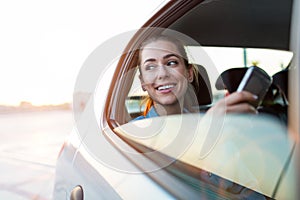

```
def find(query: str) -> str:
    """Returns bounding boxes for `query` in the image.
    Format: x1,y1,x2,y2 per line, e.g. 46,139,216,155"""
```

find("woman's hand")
208,91,258,115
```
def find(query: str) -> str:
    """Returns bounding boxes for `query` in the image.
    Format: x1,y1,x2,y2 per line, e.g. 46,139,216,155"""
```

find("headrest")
272,69,289,100
192,65,212,105
215,66,289,98
215,67,248,93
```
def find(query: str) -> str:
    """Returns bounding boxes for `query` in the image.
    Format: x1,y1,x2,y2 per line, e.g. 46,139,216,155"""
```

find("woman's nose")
157,65,169,79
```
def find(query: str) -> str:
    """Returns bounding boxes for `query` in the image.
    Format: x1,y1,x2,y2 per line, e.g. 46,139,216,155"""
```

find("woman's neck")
153,101,184,116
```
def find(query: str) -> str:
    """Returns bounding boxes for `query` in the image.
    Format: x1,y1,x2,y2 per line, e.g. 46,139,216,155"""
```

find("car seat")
191,64,212,111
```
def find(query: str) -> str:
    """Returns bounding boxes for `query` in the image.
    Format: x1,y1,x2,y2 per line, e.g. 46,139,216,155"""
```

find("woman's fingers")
224,91,258,106
208,91,258,115
226,103,258,114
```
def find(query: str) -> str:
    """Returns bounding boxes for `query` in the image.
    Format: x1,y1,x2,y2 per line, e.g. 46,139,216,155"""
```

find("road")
0,110,73,199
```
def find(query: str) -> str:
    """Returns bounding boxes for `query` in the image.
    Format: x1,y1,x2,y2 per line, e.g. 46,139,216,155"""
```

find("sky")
0,0,166,106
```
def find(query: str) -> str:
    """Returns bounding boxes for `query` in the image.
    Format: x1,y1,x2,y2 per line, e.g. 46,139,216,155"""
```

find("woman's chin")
156,98,180,106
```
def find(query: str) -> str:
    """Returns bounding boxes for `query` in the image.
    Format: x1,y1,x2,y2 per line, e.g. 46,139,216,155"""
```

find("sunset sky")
0,0,166,106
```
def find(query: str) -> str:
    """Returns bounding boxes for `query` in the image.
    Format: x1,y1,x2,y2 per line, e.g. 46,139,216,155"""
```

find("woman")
134,35,258,120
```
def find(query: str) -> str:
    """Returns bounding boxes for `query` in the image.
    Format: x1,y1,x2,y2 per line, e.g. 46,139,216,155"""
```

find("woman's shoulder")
132,115,146,121
132,106,159,121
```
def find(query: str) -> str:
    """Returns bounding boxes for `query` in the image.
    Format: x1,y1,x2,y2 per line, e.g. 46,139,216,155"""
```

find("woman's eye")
167,60,178,66
145,64,157,70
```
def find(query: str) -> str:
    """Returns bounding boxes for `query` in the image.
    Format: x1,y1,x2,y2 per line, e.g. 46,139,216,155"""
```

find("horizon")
0,101,72,107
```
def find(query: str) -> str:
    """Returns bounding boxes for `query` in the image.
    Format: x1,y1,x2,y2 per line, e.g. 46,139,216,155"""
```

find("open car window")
124,46,293,121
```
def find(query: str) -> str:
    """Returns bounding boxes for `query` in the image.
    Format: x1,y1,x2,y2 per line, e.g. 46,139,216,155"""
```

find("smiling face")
139,39,193,109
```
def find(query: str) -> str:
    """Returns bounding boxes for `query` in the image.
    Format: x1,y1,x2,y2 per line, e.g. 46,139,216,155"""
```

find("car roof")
144,0,293,50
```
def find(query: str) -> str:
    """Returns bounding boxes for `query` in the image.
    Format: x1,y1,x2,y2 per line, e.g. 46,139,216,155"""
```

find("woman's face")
139,40,193,106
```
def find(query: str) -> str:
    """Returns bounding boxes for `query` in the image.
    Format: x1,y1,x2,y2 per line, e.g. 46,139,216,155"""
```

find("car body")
53,0,300,199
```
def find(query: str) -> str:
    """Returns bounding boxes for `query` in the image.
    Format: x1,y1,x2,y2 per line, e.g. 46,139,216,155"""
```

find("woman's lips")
155,84,175,93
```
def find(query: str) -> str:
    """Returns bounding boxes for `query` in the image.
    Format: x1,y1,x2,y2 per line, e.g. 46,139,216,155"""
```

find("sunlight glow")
0,0,166,106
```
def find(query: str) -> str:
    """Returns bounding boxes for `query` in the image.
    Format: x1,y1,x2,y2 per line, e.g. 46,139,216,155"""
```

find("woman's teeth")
157,84,175,91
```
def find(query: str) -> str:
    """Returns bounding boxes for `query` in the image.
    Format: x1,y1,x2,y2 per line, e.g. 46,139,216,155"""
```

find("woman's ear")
139,74,146,91
187,64,194,83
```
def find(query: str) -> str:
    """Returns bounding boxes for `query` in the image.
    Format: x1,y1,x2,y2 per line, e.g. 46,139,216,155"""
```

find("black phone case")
236,66,272,108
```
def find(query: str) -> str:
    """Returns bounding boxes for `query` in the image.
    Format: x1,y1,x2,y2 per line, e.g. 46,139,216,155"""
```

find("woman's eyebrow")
143,54,180,65
143,58,156,65
163,53,180,60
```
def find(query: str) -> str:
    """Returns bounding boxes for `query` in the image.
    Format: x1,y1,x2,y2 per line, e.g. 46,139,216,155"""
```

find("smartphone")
236,66,272,108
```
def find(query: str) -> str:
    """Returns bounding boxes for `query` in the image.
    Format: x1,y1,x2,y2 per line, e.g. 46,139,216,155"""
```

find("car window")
124,46,293,120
